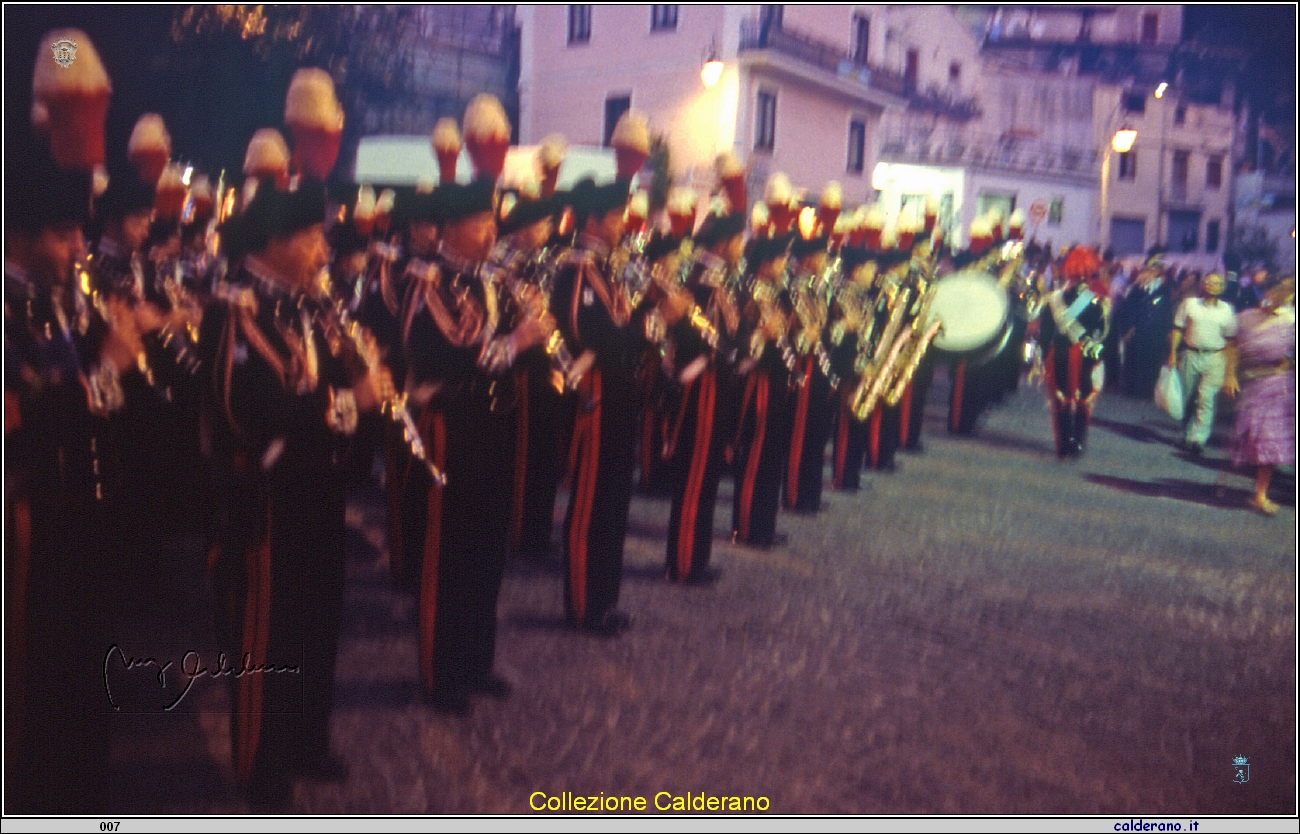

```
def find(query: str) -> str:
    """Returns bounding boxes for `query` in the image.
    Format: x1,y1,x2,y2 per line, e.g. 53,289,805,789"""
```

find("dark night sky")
1181,4,1296,117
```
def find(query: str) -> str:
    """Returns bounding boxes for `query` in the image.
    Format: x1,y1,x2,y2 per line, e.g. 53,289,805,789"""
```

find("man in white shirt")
1167,273,1238,453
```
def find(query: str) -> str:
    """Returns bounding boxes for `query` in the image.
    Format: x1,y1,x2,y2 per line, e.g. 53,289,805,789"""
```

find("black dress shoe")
299,754,349,782
424,686,471,715
1187,442,1204,456
470,673,512,699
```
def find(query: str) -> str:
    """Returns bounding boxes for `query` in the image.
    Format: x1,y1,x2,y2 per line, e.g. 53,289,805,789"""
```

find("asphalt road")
104,373,1296,815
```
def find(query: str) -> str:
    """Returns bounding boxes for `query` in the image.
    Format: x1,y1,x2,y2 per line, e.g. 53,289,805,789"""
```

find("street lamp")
701,59,723,89
1111,126,1137,153
1098,94,1139,252
701,39,723,88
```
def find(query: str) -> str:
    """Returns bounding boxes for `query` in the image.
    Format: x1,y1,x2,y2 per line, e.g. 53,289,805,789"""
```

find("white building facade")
517,4,1237,261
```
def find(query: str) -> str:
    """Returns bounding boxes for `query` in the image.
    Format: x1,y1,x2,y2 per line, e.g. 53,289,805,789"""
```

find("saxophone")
749,278,798,375
790,271,837,386
485,244,581,393
849,278,912,420
884,279,942,407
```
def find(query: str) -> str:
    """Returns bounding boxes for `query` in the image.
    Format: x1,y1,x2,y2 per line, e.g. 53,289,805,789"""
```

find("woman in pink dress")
1225,275,1295,515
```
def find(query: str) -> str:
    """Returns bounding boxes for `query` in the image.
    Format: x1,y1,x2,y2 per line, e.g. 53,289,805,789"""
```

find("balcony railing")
879,130,1099,181
738,18,981,122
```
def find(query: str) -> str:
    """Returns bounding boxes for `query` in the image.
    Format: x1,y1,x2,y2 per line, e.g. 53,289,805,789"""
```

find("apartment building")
516,5,1237,260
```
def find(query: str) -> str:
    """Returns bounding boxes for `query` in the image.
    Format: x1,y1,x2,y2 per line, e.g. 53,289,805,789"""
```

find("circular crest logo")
50,37,78,69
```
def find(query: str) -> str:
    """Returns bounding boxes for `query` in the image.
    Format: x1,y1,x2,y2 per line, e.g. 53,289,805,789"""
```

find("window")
1118,150,1136,180
949,62,961,84
603,95,631,147
568,5,591,44
1110,217,1145,257
1172,150,1189,188
650,5,678,32
852,15,869,66
847,119,866,174
1206,155,1222,189
1048,198,1064,225
1168,210,1199,252
1205,220,1220,253
1174,105,1186,126
1141,12,1158,45
1123,92,1145,115
904,49,919,91
976,192,1015,220
755,89,777,152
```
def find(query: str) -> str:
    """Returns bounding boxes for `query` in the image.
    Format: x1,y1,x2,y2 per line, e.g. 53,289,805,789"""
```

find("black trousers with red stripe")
665,366,731,581
9,490,116,813
637,353,675,496
211,467,346,793
384,421,416,591
510,363,572,559
784,358,834,513
564,366,638,626
899,355,935,450
415,399,514,696
1045,342,1098,457
865,402,902,470
947,359,1000,435
731,369,792,548
831,386,868,491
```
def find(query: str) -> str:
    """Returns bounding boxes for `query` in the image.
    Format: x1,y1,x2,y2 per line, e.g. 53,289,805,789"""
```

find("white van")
353,135,616,189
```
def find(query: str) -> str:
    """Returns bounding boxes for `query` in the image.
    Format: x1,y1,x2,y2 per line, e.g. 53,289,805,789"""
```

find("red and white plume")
462,94,511,183
284,68,344,180
128,114,171,185
715,151,747,215
431,117,462,184
33,28,111,170
611,111,651,182
817,181,842,234
764,172,795,235
244,128,291,189
539,133,567,198
666,187,698,239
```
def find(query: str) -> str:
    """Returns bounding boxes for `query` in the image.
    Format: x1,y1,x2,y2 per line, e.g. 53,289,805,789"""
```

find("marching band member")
492,179,569,560
200,180,383,805
1039,245,1110,458
551,177,644,635
372,186,441,590
731,225,795,549
664,205,745,583
783,203,837,513
8,33,126,808
404,95,552,710
829,244,875,492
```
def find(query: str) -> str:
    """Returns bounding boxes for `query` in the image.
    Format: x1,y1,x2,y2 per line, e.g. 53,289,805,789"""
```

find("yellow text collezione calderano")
529,791,771,812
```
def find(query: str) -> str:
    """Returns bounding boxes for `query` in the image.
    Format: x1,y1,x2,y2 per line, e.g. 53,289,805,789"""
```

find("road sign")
1029,199,1048,224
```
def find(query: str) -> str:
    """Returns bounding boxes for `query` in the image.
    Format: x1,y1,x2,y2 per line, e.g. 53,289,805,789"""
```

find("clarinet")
321,288,447,487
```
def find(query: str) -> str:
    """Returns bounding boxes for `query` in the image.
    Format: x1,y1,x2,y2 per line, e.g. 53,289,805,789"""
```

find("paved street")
105,372,1296,815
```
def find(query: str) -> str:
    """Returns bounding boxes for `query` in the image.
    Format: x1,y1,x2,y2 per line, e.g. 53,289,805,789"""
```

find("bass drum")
925,269,1012,365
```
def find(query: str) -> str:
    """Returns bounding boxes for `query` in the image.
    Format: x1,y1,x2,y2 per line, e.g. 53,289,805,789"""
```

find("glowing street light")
1111,127,1137,153
701,58,724,89
1154,82,1168,99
